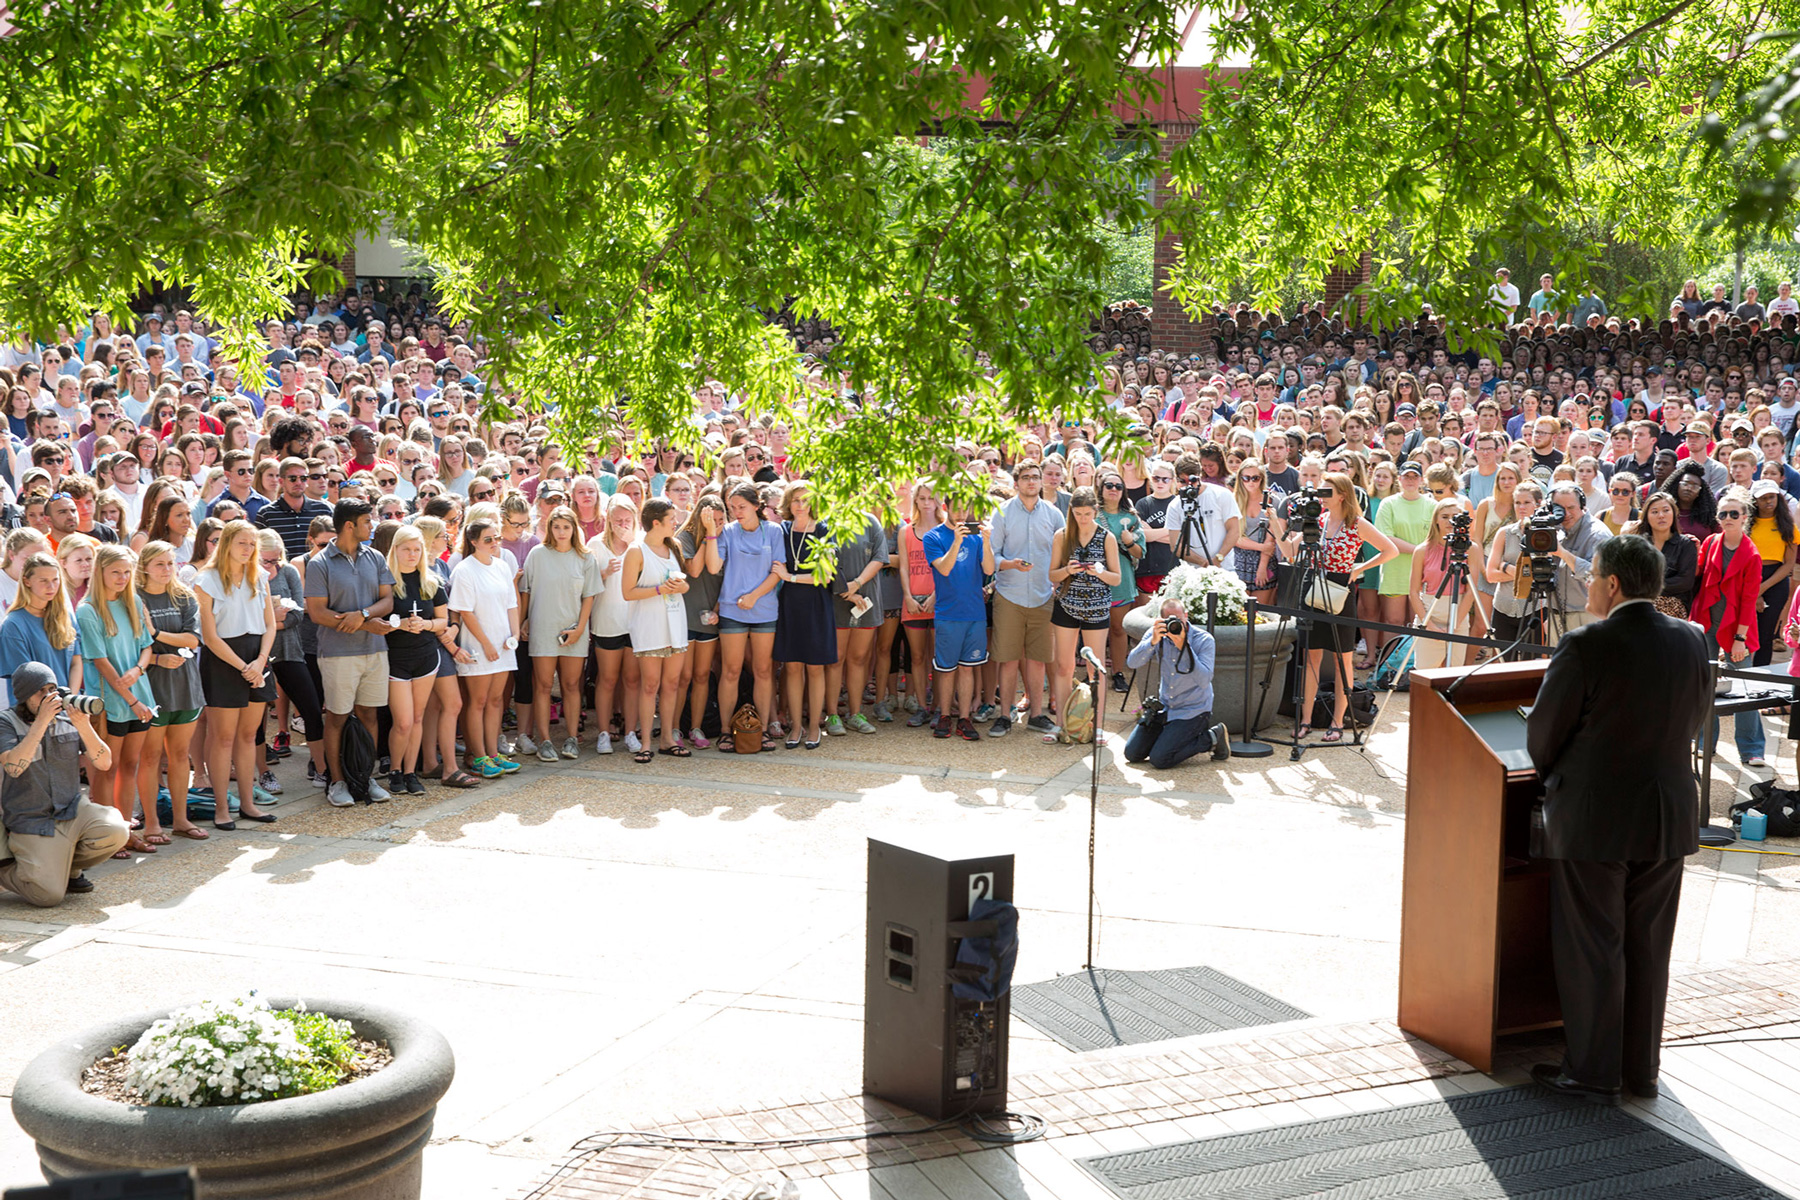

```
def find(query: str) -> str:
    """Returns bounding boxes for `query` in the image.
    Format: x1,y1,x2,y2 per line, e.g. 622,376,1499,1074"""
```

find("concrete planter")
12,998,454,1199
1121,608,1296,735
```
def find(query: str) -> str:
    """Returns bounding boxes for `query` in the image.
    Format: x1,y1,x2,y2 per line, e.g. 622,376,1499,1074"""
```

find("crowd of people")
2,266,1798,904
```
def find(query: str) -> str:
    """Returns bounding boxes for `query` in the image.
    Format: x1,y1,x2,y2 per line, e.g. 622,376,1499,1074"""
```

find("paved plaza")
1,693,1797,1199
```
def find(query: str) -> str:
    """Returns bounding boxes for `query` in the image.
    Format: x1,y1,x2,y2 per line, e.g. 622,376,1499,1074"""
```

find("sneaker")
823,715,846,737
289,713,306,734
377,756,390,776
497,734,517,756
309,765,329,789
846,713,877,735
988,716,1012,737
973,703,997,722
907,706,932,728
328,781,355,808
537,740,561,763
933,715,953,739
596,732,614,755
562,737,581,759
368,778,391,803
1026,713,1057,734
265,744,280,769
958,719,980,741
872,701,894,724
494,756,522,774
405,773,426,796
1111,672,1129,695
623,731,643,753
475,756,505,779
686,729,710,750
65,873,95,895
273,732,293,758
518,732,538,756
1211,723,1232,762
1745,756,1770,768
389,771,408,795
258,770,283,796
903,692,921,713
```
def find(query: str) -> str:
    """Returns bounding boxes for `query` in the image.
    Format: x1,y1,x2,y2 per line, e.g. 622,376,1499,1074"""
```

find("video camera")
1177,474,1204,505
1522,502,1565,590
1447,509,1474,555
1290,485,1326,544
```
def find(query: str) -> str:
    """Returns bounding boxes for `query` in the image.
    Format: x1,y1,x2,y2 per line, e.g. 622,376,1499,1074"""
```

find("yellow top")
1748,516,1792,564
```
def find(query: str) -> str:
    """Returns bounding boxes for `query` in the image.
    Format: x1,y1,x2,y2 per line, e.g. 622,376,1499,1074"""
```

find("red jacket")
1691,533,1763,654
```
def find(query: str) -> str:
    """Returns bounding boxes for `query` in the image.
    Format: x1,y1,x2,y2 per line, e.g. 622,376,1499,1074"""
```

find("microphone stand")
1079,644,1106,969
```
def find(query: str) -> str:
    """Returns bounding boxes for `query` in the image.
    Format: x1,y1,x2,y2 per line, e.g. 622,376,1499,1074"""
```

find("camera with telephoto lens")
56,689,106,716
1447,509,1474,554
1291,485,1326,543
1523,503,1565,589
1136,695,1167,729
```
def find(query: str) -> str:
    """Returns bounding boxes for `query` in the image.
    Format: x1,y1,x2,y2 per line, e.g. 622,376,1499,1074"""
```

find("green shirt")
1372,494,1438,596
76,599,156,722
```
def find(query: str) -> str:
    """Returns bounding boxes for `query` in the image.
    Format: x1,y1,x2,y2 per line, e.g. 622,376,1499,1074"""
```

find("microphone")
1080,646,1106,673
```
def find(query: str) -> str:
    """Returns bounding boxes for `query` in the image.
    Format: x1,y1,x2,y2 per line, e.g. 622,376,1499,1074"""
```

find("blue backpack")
1371,636,1415,691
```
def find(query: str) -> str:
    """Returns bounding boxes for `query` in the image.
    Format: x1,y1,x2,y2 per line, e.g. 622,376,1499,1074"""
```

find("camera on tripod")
1291,485,1326,544
1522,503,1564,590
1177,475,1203,504
1447,509,1474,555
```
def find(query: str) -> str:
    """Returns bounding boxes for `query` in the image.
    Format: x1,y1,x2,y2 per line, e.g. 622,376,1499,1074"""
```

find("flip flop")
658,744,691,758
632,749,655,763
125,835,157,854
112,849,133,859
172,826,210,840
441,770,482,788
143,833,172,846
761,734,781,752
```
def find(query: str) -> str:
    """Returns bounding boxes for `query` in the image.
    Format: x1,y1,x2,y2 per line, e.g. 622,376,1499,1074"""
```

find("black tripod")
1257,535,1366,762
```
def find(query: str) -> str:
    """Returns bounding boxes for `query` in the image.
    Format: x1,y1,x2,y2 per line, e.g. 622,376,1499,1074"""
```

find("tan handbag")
731,703,763,753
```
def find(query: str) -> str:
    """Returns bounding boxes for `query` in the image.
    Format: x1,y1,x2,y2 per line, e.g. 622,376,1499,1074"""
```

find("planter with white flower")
12,994,454,1199
1121,565,1296,735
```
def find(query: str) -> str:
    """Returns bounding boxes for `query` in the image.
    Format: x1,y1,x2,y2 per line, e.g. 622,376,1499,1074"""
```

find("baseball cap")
1399,461,1424,477
1752,479,1782,500
1396,403,1417,416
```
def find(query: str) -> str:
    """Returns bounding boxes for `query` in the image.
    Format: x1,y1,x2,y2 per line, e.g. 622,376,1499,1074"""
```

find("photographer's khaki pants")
0,803,129,907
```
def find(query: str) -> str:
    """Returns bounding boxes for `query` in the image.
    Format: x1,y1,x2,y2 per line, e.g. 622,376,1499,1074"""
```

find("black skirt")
201,633,276,708
1277,563,1358,654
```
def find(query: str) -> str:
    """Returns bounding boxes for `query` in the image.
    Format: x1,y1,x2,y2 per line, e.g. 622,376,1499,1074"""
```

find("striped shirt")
256,495,332,557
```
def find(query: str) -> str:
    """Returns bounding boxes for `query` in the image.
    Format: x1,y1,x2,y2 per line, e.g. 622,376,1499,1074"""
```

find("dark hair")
1594,534,1664,600
270,415,315,457
332,497,373,532
1666,461,1718,530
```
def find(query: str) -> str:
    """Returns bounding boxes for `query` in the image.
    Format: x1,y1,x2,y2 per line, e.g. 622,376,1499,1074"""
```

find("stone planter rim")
12,996,454,1169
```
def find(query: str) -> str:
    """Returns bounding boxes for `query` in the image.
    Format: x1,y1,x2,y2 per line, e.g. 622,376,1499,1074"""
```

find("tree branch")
1562,0,1700,77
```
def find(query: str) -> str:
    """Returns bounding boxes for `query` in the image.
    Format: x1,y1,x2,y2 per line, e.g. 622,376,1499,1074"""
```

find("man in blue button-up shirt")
1124,599,1229,770
988,465,1064,737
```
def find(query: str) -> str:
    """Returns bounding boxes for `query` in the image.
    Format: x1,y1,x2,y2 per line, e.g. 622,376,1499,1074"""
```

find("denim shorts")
719,618,777,635
932,619,988,671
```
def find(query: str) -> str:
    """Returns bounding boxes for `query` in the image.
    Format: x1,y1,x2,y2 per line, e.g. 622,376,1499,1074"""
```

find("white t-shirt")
195,568,268,637
449,554,518,676
1769,296,1799,317
1170,483,1242,566
1489,281,1521,311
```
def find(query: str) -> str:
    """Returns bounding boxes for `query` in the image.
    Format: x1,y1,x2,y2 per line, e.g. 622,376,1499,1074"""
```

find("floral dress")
1056,525,1113,626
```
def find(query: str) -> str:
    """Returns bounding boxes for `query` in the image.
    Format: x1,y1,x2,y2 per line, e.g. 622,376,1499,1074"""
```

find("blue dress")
772,522,839,666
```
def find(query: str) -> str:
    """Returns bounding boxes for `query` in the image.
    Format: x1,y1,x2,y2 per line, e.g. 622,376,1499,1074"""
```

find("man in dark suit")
1525,534,1711,1105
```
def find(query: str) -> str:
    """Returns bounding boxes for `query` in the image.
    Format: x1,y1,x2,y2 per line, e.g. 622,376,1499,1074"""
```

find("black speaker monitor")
863,836,1012,1120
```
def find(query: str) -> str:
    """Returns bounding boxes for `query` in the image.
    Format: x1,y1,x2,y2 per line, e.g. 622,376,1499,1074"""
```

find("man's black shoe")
1530,1063,1622,1106
1625,1077,1660,1099
65,874,94,895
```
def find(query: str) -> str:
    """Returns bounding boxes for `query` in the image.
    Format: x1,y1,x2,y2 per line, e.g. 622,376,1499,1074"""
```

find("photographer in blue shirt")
1124,597,1229,769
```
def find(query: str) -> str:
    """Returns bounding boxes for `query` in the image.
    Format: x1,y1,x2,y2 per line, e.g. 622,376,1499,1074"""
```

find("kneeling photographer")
0,662,125,907
1124,599,1230,769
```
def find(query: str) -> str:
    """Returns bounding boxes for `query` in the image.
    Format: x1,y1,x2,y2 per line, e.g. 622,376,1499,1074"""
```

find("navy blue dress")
772,521,839,666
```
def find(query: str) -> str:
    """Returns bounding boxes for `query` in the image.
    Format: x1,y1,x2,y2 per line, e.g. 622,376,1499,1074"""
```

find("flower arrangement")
1155,564,1253,627
123,994,358,1108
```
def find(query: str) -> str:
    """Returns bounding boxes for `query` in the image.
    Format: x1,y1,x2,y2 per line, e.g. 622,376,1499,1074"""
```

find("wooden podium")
1399,661,1561,1072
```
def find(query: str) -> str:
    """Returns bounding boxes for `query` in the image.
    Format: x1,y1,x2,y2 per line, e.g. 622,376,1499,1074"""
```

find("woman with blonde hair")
1408,498,1483,669
78,544,161,850
896,476,939,724
414,515,478,787
589,494,644,754
56,533,98,610
621,498,691,761
450,516,522,777
0,526,49,616
135,541,207,840
194,521,278,827
0,552,82,696
520,506,597,760
384,525,450,794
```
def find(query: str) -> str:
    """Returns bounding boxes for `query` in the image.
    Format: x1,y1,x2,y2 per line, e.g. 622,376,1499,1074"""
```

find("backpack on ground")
1371,636,1414,692
1740,780,1800,837
1060,678,1096,744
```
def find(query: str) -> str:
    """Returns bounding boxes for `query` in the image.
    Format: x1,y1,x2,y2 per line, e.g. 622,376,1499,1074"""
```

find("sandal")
172,826,210,840
1295,725,1312,740
632,749,655,764
125,834,157,854
112,848,133,859
658,744,691,758
143,832,172,846
760,734,781,752
441,769,482,788
1322,726,1345,743
717,736,735,752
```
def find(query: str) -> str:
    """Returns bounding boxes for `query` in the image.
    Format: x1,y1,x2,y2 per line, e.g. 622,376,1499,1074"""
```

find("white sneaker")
623,731,643,753
498,734,517,756
328,781,354,808
596,732,613,755
517,732,537,755
368,779,391,803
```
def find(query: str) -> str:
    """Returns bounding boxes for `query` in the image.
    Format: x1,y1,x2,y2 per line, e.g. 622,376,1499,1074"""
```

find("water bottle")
1741,808,1768,841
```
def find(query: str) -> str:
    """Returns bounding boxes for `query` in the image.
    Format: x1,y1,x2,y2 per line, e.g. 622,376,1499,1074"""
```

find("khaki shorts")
991,594,1054,664
320,651,391,714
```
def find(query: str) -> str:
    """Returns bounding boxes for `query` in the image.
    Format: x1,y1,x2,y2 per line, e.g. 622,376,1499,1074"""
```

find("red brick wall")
1321,250,1370,319
337,249,358,289
1150,122,1214,357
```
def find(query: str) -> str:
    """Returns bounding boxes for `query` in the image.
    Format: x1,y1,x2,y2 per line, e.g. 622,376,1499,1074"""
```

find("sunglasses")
470,490,494,500
1101,481,1124,490
1609,488,1633,496
308,473,327,480
1718,508,1746,518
